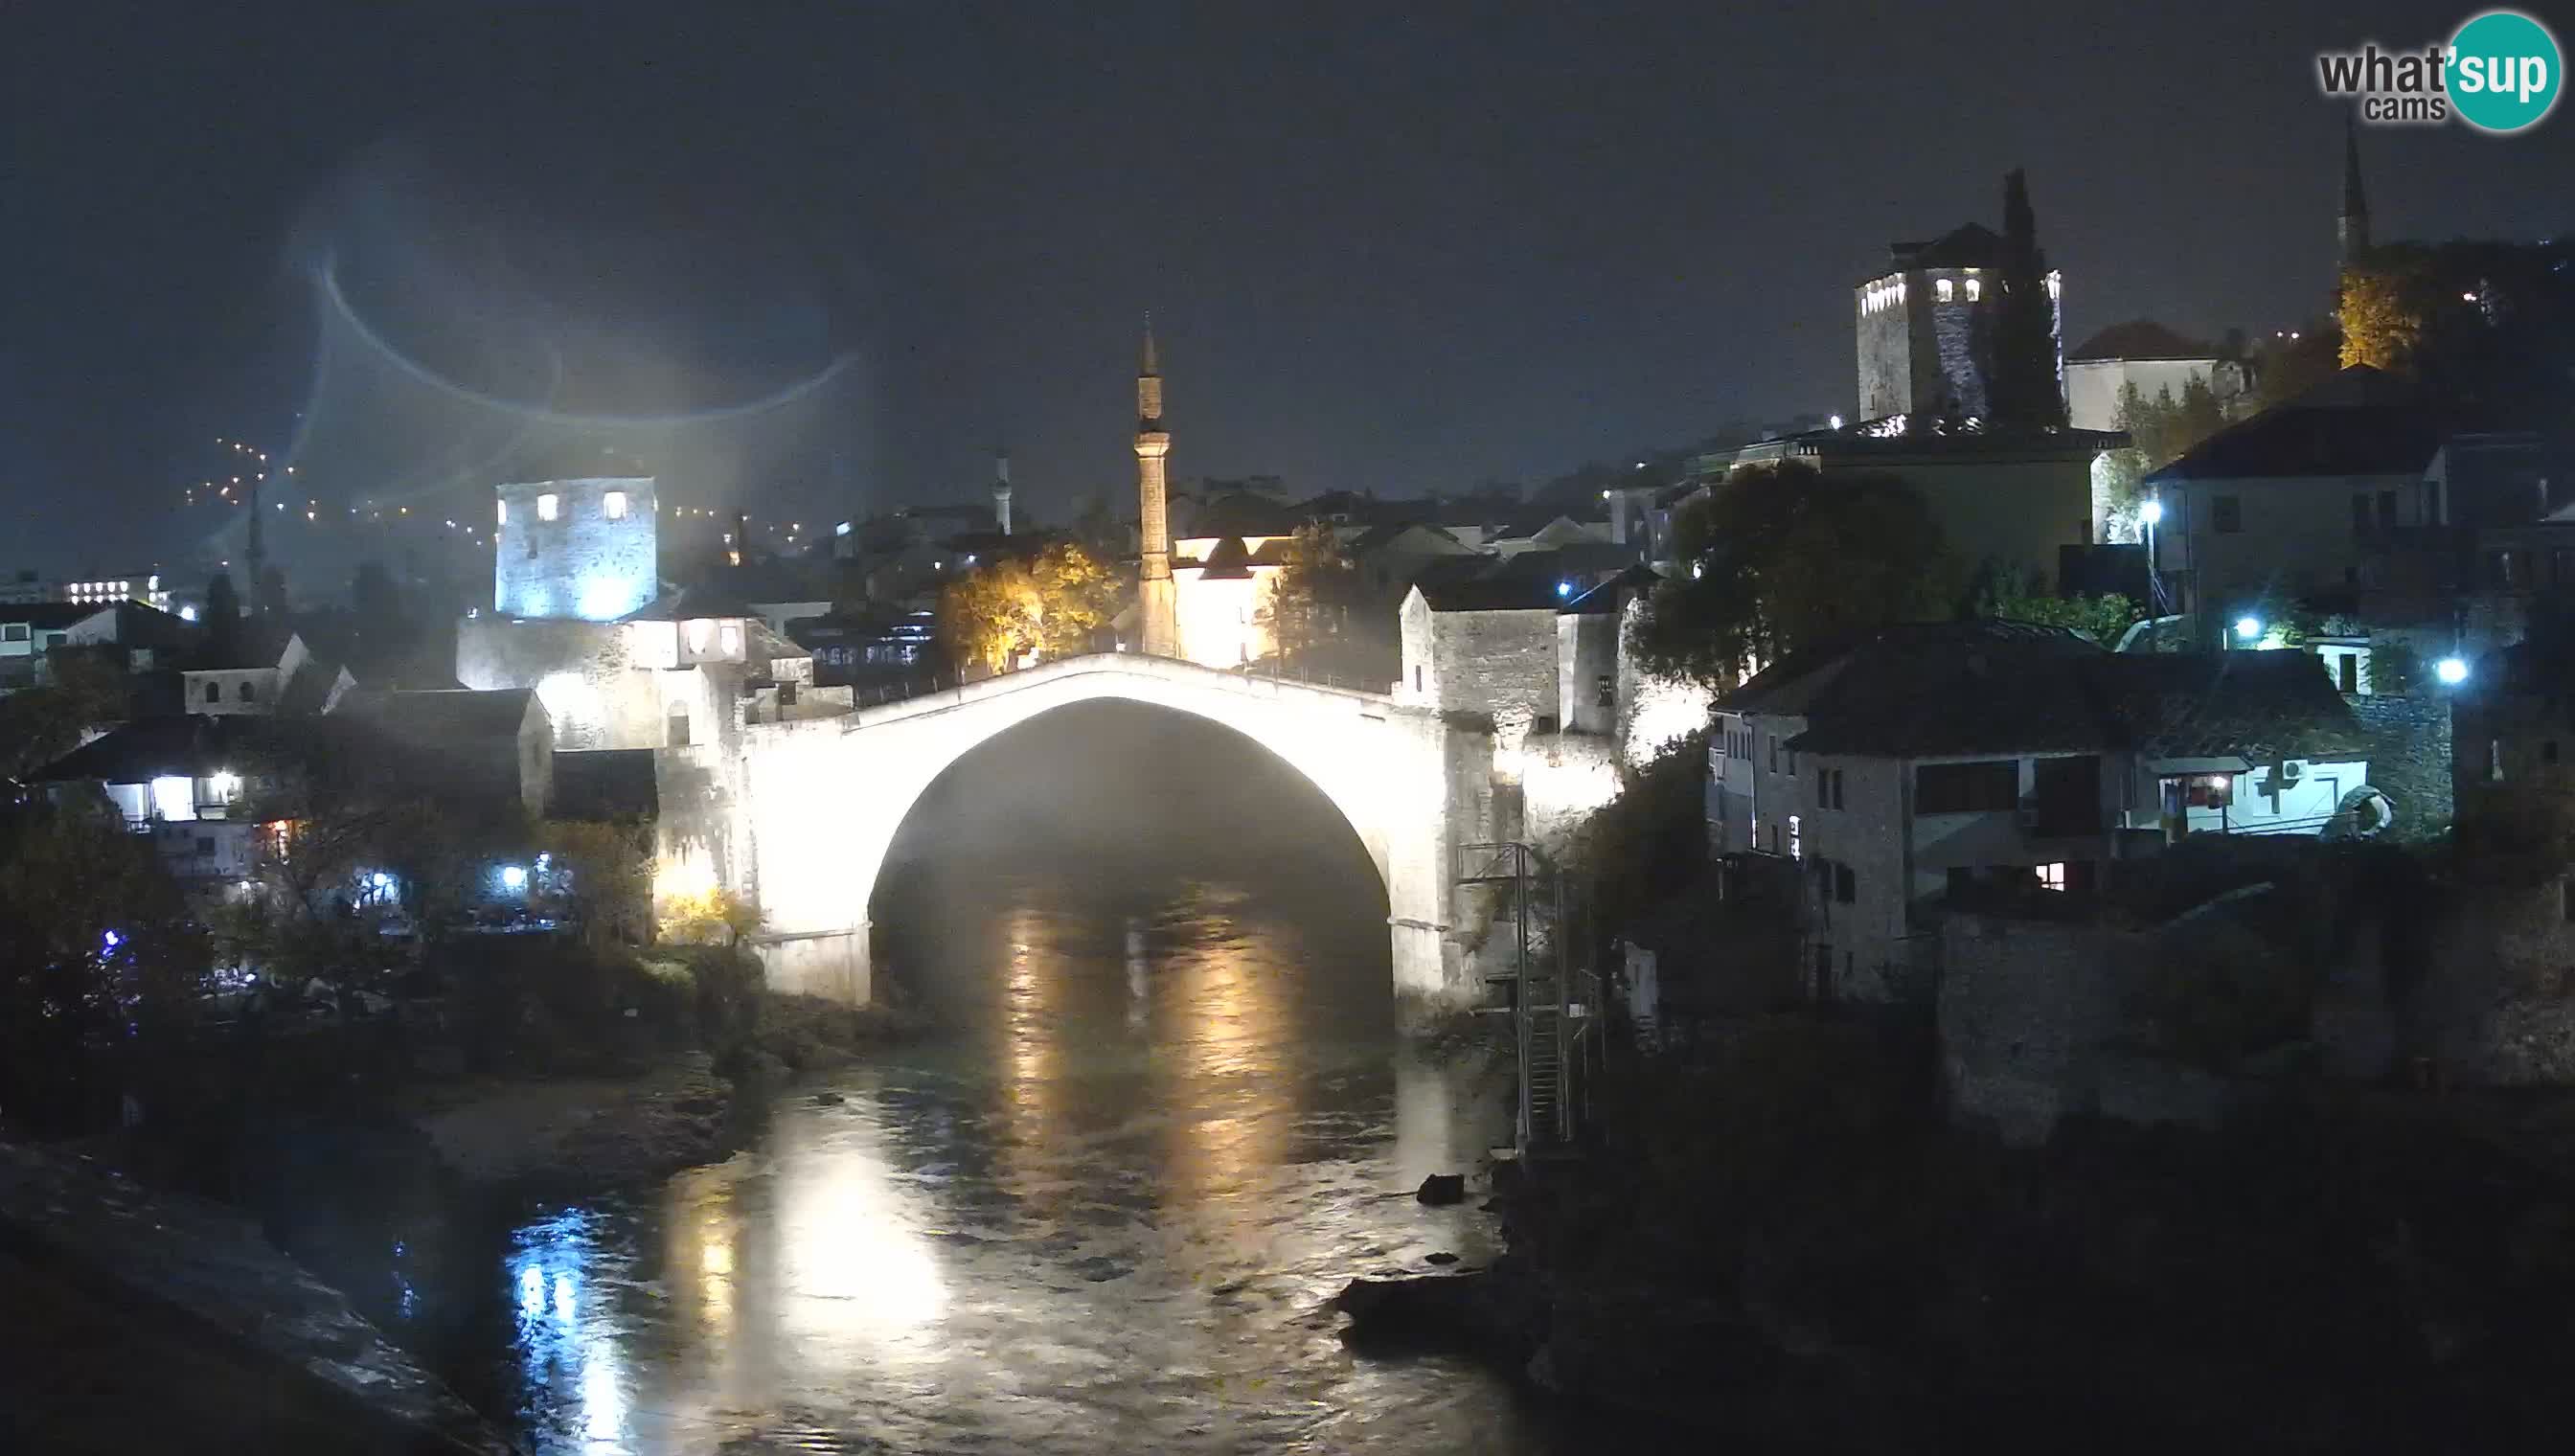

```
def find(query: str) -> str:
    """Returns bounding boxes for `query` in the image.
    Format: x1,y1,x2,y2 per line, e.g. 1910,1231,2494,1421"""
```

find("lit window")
1936,278,1954,303
718,621,742,657
537,493,559,522
604,490,627,520
497,499,508,526
1788,814,1802,861
1965,278,1982,302
2037,862,2067,892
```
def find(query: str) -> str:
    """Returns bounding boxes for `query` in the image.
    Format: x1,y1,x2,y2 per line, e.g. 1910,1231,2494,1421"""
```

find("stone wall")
494,476,657,622
2347,692,2452,837
1426,607,1560,753
456,617,664,751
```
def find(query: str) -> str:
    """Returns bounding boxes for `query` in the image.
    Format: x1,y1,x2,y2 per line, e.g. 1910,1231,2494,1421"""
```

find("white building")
2062,320,2245,433
1711,623,2371,1002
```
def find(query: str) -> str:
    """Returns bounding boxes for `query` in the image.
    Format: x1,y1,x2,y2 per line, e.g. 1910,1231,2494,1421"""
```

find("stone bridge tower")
1135,320,1179,658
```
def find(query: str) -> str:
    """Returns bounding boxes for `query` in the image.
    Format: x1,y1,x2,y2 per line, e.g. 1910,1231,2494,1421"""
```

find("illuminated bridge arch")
692,653,1500,1013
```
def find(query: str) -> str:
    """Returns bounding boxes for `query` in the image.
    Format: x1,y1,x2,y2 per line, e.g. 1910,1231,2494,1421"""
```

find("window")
536,492,559,522
1834,862,1855,903
2212,495,2243,534
1936,278,1955,303
1915,760,2018,814
2564,878,2575,924
239,681,257,703
2378,489,2398,531
1413,666,1423,692
1965,277,1982,302
604,490,628,520
2037,862,2068,892
779,681,798,709
718,621,742,657
2352,494,2373,535
1768,737,1778,773
1830,768,1845,809
497,499,508,526
205,680,221,703
1595,673,1615,709
0,624,24,643
2337,652,2359,694
2491,739,2505,784
195,835,216,855
2177,773,2234,808
1787,749,1798,778
1788,814,1802,860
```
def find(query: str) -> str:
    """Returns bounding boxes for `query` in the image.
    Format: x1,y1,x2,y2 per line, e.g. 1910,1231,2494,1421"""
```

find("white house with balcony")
1711,622,2370,1002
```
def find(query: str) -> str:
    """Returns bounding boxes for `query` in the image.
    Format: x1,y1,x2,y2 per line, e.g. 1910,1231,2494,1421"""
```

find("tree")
2249,324,2343,412
0,798,208,1130
2096,378,2233,537
536,819,652,949
204,570,241,630
2338,262,2425,372
938,541,1120,673
1985,169,2066,428
1257,522,1359,669
1976,580,2142,645
1631,463,1956,688
657,885,763,947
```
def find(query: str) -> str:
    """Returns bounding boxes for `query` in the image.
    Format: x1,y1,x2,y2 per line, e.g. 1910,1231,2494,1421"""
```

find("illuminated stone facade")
494,476,657,623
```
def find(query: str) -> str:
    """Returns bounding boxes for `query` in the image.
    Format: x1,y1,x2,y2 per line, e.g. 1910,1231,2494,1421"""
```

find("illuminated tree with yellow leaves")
938,541,1120,673
2337,263,2424,371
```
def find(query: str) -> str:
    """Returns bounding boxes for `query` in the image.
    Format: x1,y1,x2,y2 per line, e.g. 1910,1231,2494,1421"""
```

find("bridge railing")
829,653,1391,714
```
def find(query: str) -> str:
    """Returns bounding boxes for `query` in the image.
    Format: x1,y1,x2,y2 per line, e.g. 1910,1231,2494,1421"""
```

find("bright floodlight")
500,864,528,891
179,604,198,623
370,872,394,890
2436,656,2470,686
1557,580,1574,599
2234,616,2263,641
1829,414,1845,430
2139,498,2164,526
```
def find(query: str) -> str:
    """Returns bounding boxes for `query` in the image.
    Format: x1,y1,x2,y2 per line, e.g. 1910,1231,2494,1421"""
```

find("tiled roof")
1729,624,2366,762
2143,366,2443,484
336,688,537,740
2068,320,2219,362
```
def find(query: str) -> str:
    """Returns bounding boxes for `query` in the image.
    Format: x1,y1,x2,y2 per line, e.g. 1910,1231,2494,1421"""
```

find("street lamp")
2234,616,2264,643
2436,656,2470,686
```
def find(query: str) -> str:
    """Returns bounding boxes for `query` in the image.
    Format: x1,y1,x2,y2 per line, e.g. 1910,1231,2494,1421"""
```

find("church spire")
2338,116,2371,266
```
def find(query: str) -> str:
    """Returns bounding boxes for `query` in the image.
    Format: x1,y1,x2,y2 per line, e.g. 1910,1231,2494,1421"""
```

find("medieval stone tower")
1134,321,1179,657
492,476,658,622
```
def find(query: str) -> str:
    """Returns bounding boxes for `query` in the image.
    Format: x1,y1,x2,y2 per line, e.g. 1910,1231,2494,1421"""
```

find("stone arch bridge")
659,653,1510,1013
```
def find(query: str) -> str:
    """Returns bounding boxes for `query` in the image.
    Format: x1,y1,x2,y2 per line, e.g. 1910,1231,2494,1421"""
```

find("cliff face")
0,1139,518,1456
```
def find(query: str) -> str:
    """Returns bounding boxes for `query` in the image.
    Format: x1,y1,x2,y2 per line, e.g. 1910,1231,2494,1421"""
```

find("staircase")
1457,841,1594,1157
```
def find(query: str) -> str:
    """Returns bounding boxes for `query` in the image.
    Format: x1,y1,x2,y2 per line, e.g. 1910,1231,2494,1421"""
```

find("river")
466,703,1583,1452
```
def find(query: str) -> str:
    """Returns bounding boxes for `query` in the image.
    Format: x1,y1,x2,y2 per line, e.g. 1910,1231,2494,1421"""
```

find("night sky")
5,1,2569,575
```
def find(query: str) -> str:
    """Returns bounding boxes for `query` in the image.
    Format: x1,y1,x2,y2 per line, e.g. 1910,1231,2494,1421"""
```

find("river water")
472,704,1579,1453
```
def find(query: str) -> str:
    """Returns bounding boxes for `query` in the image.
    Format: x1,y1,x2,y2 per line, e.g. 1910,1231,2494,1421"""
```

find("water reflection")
491,869,1559,1454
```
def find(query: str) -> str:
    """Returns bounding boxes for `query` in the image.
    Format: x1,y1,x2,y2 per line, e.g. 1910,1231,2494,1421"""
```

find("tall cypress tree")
1988,169,2066,428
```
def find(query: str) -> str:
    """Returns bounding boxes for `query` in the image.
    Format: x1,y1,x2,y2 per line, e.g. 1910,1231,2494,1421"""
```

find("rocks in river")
1333,1265,1543,1360
811,1090,846,1106
1425,1251,1460,1265
1417,1172,1467,1205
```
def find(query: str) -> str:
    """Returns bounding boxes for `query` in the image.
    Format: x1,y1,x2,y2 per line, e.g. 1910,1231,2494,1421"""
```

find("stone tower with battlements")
1134,321,1179,657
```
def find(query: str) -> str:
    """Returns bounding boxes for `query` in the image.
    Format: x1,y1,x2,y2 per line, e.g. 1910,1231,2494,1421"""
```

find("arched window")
205,680,221,703
1936,278,1955,303
239,681,258,703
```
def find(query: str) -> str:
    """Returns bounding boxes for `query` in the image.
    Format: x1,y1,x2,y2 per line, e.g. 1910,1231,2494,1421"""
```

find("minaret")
991,446,1014,536
2337,117,2371,268
1134,318,1179,657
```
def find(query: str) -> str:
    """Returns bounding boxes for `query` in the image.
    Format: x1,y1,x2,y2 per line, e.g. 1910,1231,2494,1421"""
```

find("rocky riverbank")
0,1139,518,1455
1339,1019,2575,1451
